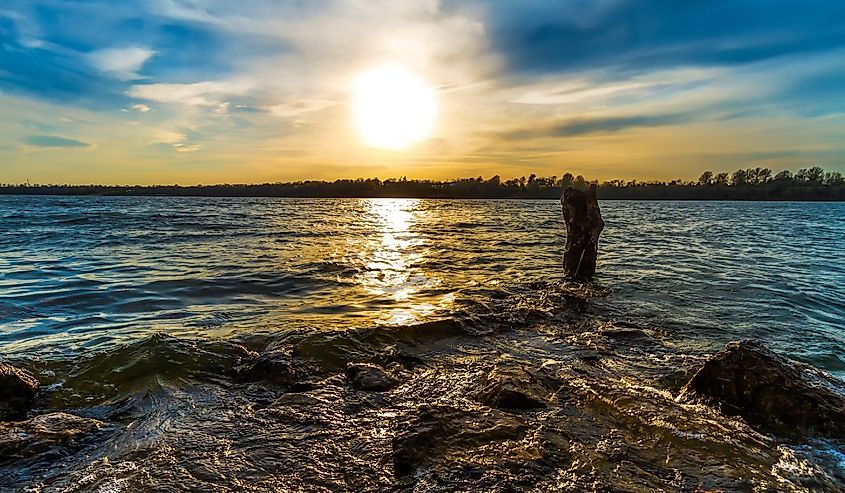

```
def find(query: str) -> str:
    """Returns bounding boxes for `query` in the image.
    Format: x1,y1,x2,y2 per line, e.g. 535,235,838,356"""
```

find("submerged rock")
0,363,38,421
561,184,604,281
392,405,530,477
233,346,314,387
475,363,563,410
0,412,103,460
679,340,845,438
346,362,398,391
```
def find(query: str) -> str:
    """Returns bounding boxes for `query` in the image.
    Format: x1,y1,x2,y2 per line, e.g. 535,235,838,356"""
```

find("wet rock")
0,412,103,460
475,363,563,410
375,344,425,370
345,362,398,391
599,326,651,340
0,363,38,421
679,340,845,437
561,184,604,281
234,346,313,387
392,405,528,477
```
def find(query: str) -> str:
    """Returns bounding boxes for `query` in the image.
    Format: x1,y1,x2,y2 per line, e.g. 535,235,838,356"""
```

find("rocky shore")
2,283,844,491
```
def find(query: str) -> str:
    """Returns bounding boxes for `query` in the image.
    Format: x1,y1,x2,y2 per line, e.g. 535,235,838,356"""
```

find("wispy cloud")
151,131,202,152
87,46,156,81
128,80,252,106
268,100,337,118
23,135,92,148
1,0,844,183
499,113,695,140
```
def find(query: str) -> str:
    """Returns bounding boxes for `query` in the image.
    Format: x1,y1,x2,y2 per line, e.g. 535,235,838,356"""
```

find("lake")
1,196,844,490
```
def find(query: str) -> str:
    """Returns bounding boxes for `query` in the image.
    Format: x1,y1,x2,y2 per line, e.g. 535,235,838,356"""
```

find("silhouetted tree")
4,167,843,200
825,171,844,186
731,169,749,186
774,170,793,181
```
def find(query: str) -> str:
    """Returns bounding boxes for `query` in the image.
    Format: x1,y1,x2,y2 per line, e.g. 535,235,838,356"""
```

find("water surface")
1,196,844,491
2,197,842,374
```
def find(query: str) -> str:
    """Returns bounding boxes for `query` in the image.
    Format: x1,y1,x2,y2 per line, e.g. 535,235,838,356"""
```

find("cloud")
23,135,92,148
268,100,337,118
486,0,845,76
500,113,694,140
87,46,155,81
150,131,202,152
128,80,252,106
2,0,845,183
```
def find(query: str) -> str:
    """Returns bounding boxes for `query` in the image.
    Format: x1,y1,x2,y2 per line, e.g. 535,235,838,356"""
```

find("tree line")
1,166,843,200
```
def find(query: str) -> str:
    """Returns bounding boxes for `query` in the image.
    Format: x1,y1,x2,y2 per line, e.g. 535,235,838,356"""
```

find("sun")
353,65,437,150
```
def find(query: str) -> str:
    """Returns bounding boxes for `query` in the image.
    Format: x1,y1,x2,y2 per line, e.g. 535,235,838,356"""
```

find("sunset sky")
2,0,844,184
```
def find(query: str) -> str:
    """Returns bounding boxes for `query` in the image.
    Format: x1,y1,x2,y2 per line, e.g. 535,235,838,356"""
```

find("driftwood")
561,184,604,281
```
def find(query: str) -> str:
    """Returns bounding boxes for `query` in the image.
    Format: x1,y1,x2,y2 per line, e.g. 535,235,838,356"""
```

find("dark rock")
0,412,103,460
392,405,528,477
0,363,38,421
679,340,845,438
599,326,651,340
375,344,425,370
561,184,604,281
475,363,563,410
234,346,313,387
346,362,398,391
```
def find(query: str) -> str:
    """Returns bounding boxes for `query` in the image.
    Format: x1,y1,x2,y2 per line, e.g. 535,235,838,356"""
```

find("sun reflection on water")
357,199,453,325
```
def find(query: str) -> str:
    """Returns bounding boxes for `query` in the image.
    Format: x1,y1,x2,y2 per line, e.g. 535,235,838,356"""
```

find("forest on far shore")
2,166,844,200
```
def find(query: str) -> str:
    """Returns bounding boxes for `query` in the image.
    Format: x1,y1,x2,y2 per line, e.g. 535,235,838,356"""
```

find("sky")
1,0,844,184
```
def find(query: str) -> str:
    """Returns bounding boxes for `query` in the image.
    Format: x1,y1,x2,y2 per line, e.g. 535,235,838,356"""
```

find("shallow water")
3,197,843,372
1,196,844,491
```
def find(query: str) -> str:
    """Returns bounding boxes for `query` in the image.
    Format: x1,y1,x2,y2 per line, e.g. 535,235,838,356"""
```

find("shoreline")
2,281,844,490
3,192,845,202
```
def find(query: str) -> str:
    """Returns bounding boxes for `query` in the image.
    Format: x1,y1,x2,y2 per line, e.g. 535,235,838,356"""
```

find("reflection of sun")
358,199,452,325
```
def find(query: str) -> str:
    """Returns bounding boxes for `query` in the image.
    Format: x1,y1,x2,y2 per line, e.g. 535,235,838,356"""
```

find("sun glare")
353,65,437,150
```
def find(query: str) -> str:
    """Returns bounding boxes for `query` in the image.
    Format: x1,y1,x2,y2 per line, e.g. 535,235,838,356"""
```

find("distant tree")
731,169,749,186
698,171,714,185
714,172,730,185
825,171,845,186
806,166,825,183
774,170,793,181
752,167,772,184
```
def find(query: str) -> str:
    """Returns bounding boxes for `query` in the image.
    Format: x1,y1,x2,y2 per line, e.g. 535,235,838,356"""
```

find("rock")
392,405,528,477
0,363,39,421
0,412,103,460
475,363,563,410
678,340,845,438
234,346,313,387
599,326,651,340
346,362,398,391
561,184,604,281
375,345,425,370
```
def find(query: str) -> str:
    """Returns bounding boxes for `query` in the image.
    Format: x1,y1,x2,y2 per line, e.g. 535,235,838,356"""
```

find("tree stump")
561,184,604,281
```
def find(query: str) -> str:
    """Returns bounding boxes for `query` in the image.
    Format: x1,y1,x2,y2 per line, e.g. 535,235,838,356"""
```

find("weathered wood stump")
561,184,604,281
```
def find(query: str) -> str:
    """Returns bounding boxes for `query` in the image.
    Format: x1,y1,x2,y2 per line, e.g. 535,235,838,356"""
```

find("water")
1,196,844,491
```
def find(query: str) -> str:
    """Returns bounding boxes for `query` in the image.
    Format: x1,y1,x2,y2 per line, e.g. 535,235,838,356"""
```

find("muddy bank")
2,282,844,492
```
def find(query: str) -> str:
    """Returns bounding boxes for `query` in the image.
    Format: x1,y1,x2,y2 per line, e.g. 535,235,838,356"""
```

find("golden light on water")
360,199,453,325
353,66,437,150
